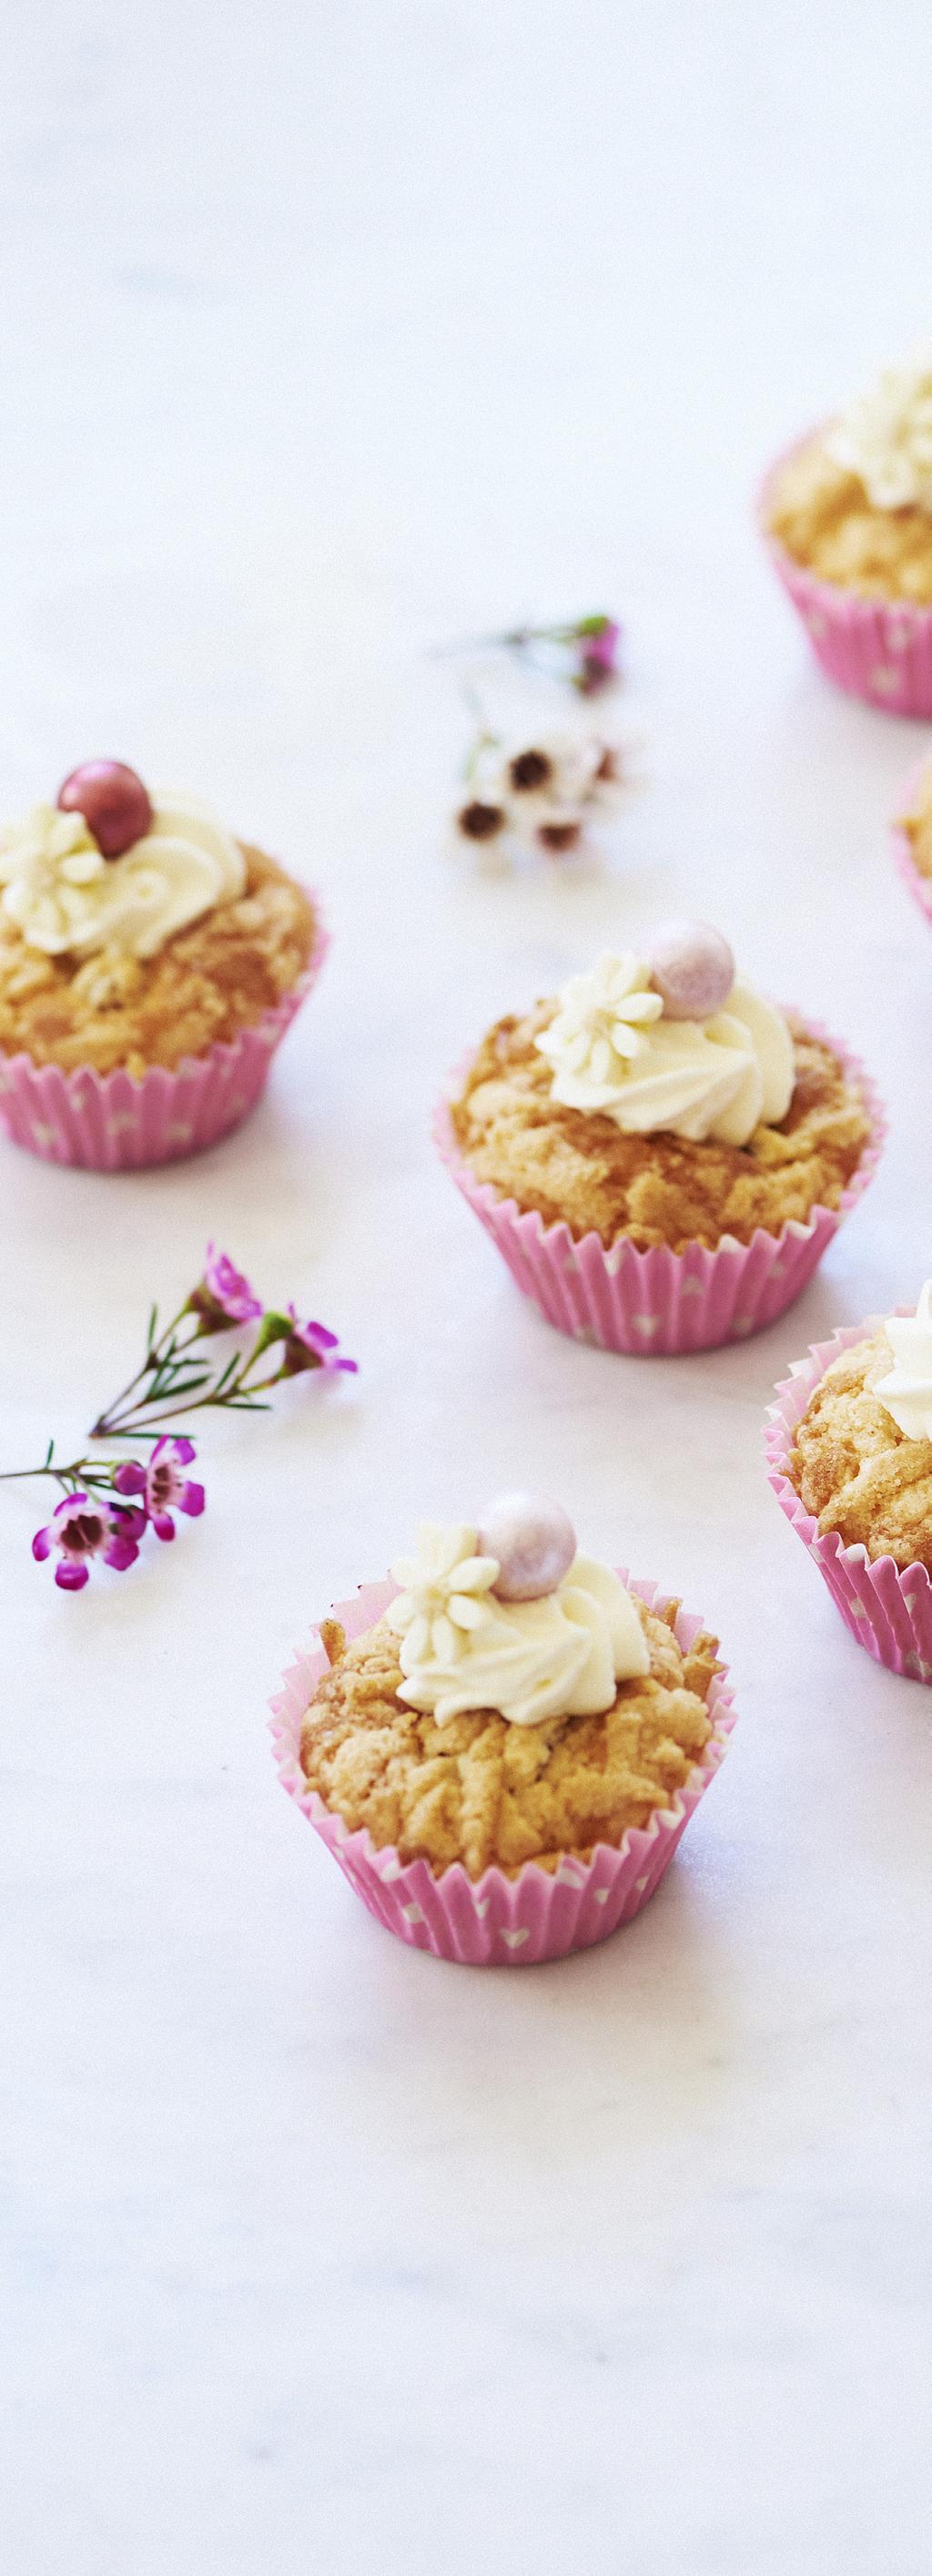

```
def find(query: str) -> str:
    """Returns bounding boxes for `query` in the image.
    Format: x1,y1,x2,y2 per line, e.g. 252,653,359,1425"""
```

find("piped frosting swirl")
386,1515,650,1727
876,1281,932,1442
534,948,795,1147
0,790,246,960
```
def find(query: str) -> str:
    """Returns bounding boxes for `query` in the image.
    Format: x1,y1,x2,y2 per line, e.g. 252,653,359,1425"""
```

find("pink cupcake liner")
434,1023,885,1358
758,433,932,717
890,756,932,924
765,1321,932,1683
0,895,329,1171
270,1573,736,1966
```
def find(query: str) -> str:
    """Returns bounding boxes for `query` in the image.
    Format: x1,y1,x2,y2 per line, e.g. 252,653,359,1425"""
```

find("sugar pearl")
478,1492,577,1601
57,760,153,860
647,920,734,1021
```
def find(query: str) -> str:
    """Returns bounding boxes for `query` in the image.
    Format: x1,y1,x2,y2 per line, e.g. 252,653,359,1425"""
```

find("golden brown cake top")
789,1318,932,1572
299,1598,720,1881
451,997,870,1255
765,428,932,604
0,846,317,1076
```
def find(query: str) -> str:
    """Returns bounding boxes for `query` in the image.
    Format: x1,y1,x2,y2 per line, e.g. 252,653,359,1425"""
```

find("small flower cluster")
33,1438,204,1593
455,730,625,860
5,1244,356,1595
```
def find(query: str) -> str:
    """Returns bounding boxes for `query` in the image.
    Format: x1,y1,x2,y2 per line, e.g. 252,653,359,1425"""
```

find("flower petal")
178,1481,205,1518
149,1515,176,1544
32,1525,52,1562
55,1559,89,1590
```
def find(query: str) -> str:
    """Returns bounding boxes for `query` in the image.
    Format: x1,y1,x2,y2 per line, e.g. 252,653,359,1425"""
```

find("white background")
4,5,932,2571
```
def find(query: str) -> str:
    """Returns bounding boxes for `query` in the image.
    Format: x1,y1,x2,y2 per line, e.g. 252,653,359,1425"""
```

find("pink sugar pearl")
57,760,153,860
648,920,734,1021
478,1492,577,1601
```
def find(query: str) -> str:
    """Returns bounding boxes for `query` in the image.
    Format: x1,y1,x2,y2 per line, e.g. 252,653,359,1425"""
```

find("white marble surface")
5,5,932,2570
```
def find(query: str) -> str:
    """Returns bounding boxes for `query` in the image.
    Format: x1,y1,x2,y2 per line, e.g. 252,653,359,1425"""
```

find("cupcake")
271,1492,735,1964
436,922,881,1355
891,756,932,924
766,1283,932,1682
761,361,932,714
0,760,328,1168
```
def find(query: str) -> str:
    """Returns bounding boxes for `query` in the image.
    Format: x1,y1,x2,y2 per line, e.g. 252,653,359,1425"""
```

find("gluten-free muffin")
0,760,326,1167
274,1492,734,1963
439,923,879,1354
787,1287,932,1573
767,1288,932,1685
761,363,932,713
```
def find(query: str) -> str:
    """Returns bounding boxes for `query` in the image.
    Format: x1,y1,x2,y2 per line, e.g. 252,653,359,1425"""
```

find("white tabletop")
5,5,932,2571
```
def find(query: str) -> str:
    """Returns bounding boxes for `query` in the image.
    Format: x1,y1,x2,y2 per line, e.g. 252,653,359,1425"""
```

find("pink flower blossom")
281,1306,358,1377
573,616,621,694
189,1244,263,1329
32,1492,147,1591
114,1437,206,1541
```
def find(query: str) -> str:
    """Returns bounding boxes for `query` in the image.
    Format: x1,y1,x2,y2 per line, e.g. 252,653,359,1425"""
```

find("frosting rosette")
387,1516,649,1726
0,790,246,960
826,363,932,514
876,1280,932,1441
535,948,794,1146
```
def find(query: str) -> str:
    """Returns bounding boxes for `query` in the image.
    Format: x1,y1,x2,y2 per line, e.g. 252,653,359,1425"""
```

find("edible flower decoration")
826,363,932,514
876,1281,932,1441
4,1245,355,1593
386,1493,650,1727
535,922,795,1148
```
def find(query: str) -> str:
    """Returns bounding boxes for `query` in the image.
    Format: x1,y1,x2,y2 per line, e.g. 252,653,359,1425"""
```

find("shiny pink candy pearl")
647,920,734,1021
57,760,153,860
478,1493,577,1601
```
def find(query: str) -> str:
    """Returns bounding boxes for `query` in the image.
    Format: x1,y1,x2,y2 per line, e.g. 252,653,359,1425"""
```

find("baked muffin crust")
450,1000,870,1255
0,845,317,1076
765,433,932,603
299,1600,720,1880
789,1326,932,1571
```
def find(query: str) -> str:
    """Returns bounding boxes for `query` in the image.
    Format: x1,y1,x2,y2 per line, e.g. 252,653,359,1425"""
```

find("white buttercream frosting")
876,1282,932,1441
0,792,246,960
826,365,932,514
387,1522,650,1727
535,951,795,1147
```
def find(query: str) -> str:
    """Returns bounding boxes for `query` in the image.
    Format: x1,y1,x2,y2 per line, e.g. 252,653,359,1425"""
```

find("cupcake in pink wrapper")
765,1289,932,1683
270,1495,735,1966
435,924,883,1357
891,756,932,925
760,364,932,717
0,760,328,1169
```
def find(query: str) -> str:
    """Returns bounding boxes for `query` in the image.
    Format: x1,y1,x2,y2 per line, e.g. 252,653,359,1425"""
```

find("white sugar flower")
535,951,664,1095
389,1522,501,1669
0,803,106,952
828,364,932,513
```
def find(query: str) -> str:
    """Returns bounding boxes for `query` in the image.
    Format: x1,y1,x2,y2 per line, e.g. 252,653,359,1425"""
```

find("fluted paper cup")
891,758,932,925
0,897,329,1171
434,1023,884,1357
758,433,932,717
270,1574,736,1966
765,1321,932,1682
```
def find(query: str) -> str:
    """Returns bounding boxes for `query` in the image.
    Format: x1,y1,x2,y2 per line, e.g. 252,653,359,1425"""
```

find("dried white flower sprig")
454,728,626,860
436,612,633,867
